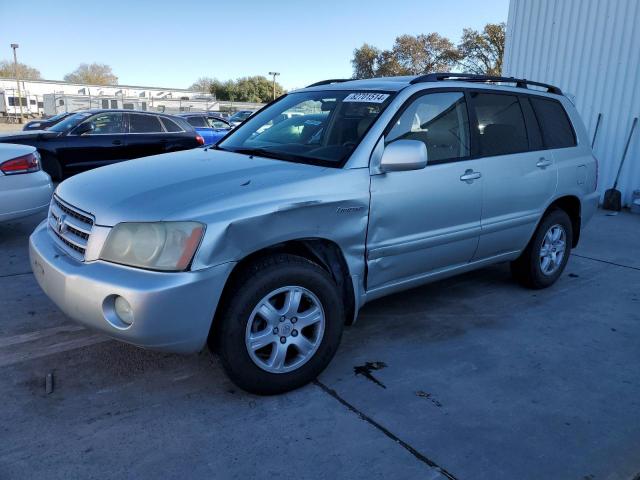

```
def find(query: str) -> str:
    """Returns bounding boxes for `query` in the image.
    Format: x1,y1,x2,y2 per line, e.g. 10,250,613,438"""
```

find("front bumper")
29,221,235,353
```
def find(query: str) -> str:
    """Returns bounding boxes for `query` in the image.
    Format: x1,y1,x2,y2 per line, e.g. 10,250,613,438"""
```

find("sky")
0,0,509,90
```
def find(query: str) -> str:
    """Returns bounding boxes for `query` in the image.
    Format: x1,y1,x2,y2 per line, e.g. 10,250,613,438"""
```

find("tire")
510,208,573,289
216,254,344,395
40,152,63,181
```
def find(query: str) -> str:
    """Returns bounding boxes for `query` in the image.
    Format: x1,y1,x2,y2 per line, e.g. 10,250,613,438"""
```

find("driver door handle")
112,140,122,146
460,169,482,183
536,157,553,168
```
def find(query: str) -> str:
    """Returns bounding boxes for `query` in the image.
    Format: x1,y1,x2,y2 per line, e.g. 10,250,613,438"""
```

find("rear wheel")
216,254,344,395
511,209,573,289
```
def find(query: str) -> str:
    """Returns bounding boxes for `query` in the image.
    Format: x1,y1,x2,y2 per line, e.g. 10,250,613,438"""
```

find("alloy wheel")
245,286,325,374
539,224,567,275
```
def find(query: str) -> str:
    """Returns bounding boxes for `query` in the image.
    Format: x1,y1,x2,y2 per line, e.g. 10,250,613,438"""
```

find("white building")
0,78,262,117
503,0,640,206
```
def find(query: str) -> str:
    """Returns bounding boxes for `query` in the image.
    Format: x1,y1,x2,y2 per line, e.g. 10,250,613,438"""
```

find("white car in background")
0,144,53,222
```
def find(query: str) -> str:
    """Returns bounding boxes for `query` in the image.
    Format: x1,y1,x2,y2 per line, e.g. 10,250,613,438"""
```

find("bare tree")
64,63,118,85
0,60,42,80
189,77,216,93
458,23,506,76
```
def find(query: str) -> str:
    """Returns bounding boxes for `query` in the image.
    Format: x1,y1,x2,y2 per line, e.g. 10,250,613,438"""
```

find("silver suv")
30,74,599,394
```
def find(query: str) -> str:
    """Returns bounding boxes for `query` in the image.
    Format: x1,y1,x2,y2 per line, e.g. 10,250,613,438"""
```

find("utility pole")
268,72,280,100
10,43,24,123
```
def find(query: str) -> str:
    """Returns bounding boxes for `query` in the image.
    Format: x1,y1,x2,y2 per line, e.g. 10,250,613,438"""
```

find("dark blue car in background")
22,111,76,131
175,113,231,145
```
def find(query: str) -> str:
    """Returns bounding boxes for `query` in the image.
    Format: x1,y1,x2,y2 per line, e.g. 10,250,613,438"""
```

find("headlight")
100,222,205,271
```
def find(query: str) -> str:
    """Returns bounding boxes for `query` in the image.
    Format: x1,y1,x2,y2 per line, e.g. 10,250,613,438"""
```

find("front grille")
48,195,94,261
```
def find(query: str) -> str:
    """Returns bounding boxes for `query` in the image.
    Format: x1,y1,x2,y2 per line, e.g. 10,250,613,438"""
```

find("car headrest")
357,117,375,137
481,123,520,156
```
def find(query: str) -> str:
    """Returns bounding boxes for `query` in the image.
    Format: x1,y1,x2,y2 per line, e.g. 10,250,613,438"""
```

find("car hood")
55,148,332,226
0,130,59,141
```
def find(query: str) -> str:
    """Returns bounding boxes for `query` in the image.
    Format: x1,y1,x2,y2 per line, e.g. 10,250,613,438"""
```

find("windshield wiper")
214,144,331,167
227,147,293,161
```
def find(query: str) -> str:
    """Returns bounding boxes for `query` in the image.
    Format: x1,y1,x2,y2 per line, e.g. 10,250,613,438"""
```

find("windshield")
230,111,252,122
207,117,230,129
217,91,394,166
48,112,93,132
47,112,69,122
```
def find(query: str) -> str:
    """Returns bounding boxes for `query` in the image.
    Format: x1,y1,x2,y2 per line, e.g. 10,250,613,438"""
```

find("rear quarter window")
530,97,577,149
171,117,194,131
161,117,183,132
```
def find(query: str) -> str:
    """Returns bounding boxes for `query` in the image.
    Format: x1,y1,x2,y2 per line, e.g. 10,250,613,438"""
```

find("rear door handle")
536,158,553,168
460,170,482,183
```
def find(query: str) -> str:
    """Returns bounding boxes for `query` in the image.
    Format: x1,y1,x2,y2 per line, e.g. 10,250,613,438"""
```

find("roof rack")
409,72,563,95
306,79,351,88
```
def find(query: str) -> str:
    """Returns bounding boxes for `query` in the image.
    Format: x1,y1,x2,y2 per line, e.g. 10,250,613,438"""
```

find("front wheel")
511,209,573,289
216,254,344,395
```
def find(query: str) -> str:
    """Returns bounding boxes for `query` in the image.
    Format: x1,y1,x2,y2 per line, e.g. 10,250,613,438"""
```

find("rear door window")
519,96,544,151
472,92,529,156
530,97,576,149
129,114,164,133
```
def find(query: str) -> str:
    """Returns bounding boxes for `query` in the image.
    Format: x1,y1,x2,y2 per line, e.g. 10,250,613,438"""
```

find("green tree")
392,33,460,74
458,23,506,76
0,60,42,80
208,79,238,101
375,49,408,77
63,63,118,85
351,33,459,78
206,76,284,102
351,43,380,79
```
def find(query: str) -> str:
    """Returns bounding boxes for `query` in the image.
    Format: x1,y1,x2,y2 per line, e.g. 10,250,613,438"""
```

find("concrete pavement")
1,210,639,479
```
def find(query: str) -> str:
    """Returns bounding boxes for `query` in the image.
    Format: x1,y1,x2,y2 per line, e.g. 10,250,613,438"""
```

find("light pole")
10,43,24,123
268,71,280,100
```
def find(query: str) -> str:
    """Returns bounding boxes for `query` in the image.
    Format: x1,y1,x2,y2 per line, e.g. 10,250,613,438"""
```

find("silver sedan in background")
0,143,53,222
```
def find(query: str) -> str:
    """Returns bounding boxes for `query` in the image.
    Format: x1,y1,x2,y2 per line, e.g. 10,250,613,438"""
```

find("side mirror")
74,122,94,136
380,139,428,173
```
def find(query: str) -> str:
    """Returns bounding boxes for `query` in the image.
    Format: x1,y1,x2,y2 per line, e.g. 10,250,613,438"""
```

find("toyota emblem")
56,214,66,234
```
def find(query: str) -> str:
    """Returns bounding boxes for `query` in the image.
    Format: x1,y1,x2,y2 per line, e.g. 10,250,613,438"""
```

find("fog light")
114,296,133,325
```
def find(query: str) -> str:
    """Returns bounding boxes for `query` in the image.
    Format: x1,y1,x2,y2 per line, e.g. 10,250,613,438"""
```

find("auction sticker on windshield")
343,93,390,103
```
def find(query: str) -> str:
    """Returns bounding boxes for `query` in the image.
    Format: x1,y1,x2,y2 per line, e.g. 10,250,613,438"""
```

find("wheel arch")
208,238,357,350
544,195,582,247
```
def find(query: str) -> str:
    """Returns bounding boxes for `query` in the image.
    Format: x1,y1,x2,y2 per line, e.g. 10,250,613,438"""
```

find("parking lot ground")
1,210,639,480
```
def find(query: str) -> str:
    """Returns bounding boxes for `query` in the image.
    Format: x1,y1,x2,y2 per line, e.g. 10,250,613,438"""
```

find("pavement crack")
314,380,458,480
573,254,640,272
0,271,33,279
